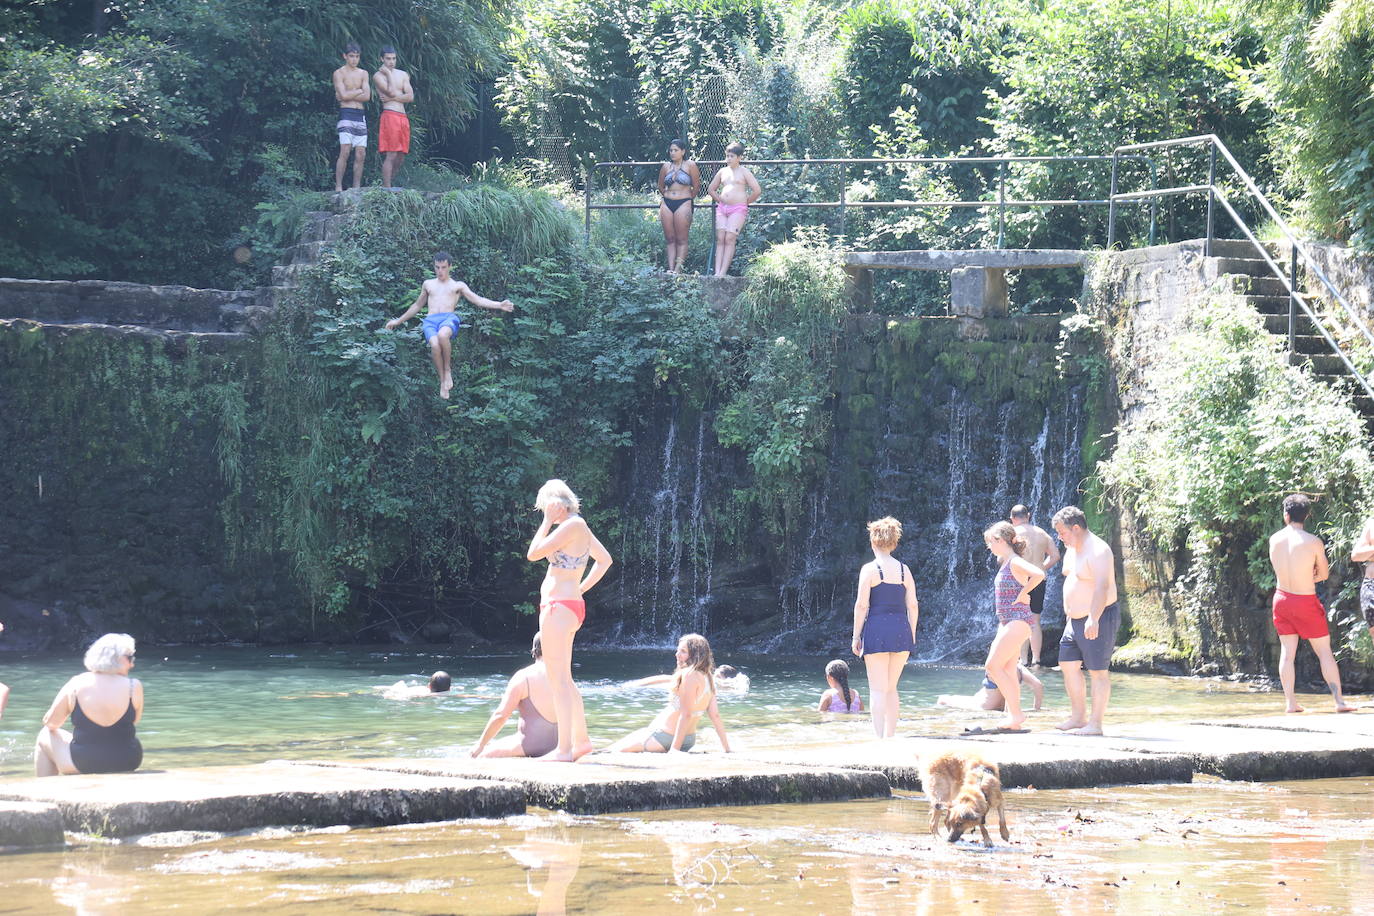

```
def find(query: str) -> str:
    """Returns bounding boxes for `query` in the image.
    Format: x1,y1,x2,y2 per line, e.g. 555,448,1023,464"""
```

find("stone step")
271,262,315,287
0,800,64,851
0,763,524,839
287,239,328,265
1298,352,1354,376
0,318,252,353
1208,256,1275,278
1204,238,1269,259
1222,274,1289,298
1290,333,1333,355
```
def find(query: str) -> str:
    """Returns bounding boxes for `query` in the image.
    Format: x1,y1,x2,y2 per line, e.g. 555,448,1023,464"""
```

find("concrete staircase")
0,201,350,351
1204,238,1374,417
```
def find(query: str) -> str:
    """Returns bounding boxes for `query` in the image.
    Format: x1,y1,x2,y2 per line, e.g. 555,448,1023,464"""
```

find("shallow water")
0,647,1305,778
3,778,1373,913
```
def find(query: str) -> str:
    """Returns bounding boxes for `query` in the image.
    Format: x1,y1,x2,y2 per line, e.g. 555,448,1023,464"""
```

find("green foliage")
1099,293,1374,591
717,229,846,533
259,182,721,614
1259,0,1374,246
0,0,512,285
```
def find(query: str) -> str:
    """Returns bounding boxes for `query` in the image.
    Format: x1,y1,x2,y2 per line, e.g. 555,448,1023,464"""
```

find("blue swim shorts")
1058,602,1121,671
421,312,462,343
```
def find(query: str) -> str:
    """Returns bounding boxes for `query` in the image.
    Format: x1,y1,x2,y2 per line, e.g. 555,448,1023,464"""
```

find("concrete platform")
735,737,1193,790
319,754,892,815
0,763,524,838
0,800,64,851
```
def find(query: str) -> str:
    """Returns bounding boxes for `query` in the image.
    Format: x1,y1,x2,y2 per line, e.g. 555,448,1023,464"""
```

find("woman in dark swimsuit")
851,517,920,738
658,139,700,273
471,633,560,758
34,633,143,776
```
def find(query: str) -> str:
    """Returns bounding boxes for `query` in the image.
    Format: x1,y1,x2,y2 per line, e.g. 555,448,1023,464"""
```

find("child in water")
817,659,864,713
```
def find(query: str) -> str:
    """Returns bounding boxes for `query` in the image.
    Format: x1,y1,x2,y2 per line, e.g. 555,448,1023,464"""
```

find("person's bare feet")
537,750,577,762
439,376,452,399
1285,704,1305,714
998,716,1027,730
1056,717,1086,731
571,742,595,761
1066,725,1103,736
1336,703,1357,713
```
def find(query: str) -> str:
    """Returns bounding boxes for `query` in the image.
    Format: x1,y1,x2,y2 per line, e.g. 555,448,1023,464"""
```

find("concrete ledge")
0,318,251,354
736,737,1192,790
846,249,1090,270
0,800,64,851
319,756,892,815
0,763,524,839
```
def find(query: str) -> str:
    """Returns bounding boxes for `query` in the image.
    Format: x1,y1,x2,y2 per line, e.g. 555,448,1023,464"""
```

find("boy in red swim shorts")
373,45,413,188
1267,494,1355,713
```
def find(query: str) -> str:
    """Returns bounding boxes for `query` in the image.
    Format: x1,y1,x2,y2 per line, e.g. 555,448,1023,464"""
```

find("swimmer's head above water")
428,671,452,693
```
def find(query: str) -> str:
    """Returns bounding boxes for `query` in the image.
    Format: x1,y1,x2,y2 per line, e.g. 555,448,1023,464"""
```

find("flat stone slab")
846,249,1090,270
0,763,524,838
314,755,891,815
735,736,1192,791
0,800,64,851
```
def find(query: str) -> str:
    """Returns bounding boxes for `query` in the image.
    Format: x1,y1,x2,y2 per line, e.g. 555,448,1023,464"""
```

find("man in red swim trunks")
373,45,413,188
1268,494,1355,713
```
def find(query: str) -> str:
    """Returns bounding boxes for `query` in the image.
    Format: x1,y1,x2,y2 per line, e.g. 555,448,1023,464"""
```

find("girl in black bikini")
658,139,700,273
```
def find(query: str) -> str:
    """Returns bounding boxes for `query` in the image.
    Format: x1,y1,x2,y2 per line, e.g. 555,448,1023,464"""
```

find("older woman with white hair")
526,479,612,761
34,633,144,776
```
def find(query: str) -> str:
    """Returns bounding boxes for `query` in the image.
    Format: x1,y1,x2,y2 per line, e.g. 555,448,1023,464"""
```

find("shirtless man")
1011,504,1060,666
373,46,414,188
332,42,370,192
705,141,762,277
1052,505,1119,736
1350,514,1374,646
384,252,514,399
1269,494,1355,713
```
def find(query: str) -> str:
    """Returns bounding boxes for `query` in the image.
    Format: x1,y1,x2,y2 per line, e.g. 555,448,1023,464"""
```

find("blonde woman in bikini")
526,479,612,761
706,141,762,277
658,139,700,273
609,634,731,753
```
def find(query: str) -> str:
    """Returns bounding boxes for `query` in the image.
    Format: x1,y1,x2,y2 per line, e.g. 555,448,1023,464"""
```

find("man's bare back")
1269,525,1329,594
1016,523,1059,570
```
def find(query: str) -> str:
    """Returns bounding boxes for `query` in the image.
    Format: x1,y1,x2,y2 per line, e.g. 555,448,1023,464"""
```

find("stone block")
0,800,65,851
950,267,1009,318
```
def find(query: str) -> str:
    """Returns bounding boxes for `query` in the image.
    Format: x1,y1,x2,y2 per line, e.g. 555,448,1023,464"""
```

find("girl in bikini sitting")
658,139,700,273
526,479,612,761
610,634,731,753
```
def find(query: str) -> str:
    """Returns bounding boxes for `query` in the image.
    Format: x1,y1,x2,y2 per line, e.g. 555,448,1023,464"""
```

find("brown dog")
918,750,1010,846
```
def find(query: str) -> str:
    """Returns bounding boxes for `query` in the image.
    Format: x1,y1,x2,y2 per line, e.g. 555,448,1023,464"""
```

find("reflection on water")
0,647,1302,778
3,779,1374,913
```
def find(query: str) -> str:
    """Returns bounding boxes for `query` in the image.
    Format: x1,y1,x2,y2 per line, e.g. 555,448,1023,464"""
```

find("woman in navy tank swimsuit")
851,517,920,738
34,633,143,776
983,522,1045,730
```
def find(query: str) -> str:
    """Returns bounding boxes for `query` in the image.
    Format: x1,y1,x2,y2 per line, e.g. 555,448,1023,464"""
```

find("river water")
1,648,1369,913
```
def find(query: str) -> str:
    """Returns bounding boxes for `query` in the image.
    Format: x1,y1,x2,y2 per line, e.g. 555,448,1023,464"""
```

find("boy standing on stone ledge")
385,252,514,399
331,42,370,192
1269,493,1356,714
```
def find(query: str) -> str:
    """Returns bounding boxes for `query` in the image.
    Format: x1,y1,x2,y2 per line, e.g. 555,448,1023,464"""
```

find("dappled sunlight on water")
3,779,1374,912
0,647,1338,778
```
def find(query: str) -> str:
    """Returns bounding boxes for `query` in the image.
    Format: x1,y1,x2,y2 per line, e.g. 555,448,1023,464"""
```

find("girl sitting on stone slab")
609,634,731,753
34,633,143,776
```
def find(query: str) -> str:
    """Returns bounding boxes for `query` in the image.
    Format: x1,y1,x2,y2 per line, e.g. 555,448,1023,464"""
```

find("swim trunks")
1058,602,1120,671
1028,579,1046,615
337,108,366,147
421,312,461,343
1272,589,1329,639
717,203,748,233
379,109,410,153
1362,579,1374,629
541,598,586,626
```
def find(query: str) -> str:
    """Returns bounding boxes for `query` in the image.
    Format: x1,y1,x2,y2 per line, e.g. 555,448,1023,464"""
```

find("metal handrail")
584,154,1156,254
1108,134,1374,402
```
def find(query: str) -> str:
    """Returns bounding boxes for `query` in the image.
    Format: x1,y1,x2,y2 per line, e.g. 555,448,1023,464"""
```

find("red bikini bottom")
541,598,586,626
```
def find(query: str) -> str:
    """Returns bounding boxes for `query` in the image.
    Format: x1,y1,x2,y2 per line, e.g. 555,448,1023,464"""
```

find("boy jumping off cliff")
385,252,514,399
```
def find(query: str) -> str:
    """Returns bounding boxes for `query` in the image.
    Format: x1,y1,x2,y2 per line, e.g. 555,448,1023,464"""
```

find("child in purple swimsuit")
817,659,864,713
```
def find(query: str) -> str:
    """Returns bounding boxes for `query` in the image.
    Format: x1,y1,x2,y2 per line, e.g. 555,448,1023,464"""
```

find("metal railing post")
1289,242,1298,359
997,162,1006,248
838,162,847,239
1107,152,1119,250
1205,143,1217,257
583,168,592,248
1148,158,1158,247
